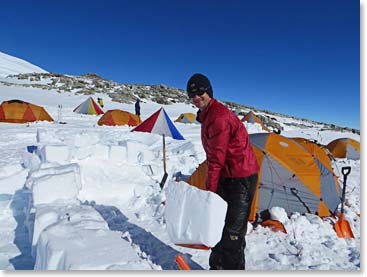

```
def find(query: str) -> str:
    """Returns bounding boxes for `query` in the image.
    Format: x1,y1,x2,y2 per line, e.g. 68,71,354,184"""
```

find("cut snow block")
74,132,100,147
109,145,127,162
92,144,110,160
124,140,155,164
25,163,81,190
34,223,151,270
36,129,60,144
73,145,96,160
165,181,227,247
31,166,82,206
31,204,108,258
21,151,41,171
39,145,71,164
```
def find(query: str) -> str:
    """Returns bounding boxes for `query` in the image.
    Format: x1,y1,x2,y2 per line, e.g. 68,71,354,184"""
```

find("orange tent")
0,99,54,123
241,111,270,132
292,137,335,173
97,109,141,126
326,138,360,160
186,133,341,222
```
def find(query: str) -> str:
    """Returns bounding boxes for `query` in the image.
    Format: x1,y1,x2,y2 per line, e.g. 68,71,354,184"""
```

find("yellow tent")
174,113,198,124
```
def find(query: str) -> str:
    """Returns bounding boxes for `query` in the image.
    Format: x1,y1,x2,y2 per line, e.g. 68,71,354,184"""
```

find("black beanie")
186,73,213,98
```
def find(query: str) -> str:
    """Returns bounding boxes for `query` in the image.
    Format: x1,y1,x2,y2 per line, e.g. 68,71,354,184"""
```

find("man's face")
190,92,211,110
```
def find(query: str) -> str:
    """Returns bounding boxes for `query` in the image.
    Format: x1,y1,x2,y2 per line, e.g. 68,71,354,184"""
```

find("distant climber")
97,97,104,108
135,99,141,116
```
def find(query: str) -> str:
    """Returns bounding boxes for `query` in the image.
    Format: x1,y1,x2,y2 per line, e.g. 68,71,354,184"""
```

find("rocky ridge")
0,72,359,134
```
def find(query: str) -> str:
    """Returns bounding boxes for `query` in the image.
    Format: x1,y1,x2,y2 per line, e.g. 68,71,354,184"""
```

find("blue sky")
1,0,360,129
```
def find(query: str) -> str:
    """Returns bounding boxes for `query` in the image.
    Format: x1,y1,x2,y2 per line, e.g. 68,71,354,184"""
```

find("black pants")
209,173,258,270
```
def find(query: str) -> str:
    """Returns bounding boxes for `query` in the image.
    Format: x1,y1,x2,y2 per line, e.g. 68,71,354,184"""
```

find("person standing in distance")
135,99,141,116
186,73,259,270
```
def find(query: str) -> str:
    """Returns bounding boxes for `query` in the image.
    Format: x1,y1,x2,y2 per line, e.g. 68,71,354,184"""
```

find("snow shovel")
334,166,355,238
159,134,168,189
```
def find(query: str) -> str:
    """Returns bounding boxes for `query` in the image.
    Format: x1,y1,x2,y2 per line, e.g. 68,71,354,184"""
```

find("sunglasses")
188,87,208,98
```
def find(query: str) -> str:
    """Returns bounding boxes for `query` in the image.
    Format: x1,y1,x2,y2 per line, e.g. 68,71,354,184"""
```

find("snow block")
72,145,95,160
25,163,81,190
21,151,41,171
34,222,151,270
31,204,108,258
29,164,82,206
74,132,100,147
123,140,155,164
37,129,63,144
92,144,110,160
39,145,71,164
165,181,227,247
109,145,127,162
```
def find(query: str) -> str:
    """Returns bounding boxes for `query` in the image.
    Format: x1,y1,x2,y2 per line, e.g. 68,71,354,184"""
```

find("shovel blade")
159,172,168,189
334,213,355,239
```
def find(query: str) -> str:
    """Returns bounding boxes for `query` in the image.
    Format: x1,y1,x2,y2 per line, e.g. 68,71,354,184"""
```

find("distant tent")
73,97,104,115
0,99,54,123
97,109,141,126
174,113,199,124
291,137,336,174
326,138,360,160
186,133,341,222
241,111,270,132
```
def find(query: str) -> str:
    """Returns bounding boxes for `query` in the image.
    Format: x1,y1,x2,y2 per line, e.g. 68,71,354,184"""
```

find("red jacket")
198,99,259,192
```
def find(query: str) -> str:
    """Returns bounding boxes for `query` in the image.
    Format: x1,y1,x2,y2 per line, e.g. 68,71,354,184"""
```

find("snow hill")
0,52,47,78
0,52,361,271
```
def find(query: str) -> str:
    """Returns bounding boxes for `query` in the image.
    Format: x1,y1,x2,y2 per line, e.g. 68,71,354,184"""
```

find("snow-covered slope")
0,51,47,77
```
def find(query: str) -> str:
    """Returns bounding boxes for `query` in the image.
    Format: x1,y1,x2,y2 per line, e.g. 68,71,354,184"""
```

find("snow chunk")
109,145,127,162
39,144,71,164
28,164,82,206
269,207,289,224
165,181,227,247
124,140,155,164
31,204,108,258
34,223,151,270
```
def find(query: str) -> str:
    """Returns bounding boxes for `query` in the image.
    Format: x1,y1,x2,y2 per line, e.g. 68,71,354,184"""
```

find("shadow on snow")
88,202,203,270
9,188,35,269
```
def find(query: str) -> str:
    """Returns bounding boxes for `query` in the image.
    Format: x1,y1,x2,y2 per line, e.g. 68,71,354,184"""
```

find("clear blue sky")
1,0,360,129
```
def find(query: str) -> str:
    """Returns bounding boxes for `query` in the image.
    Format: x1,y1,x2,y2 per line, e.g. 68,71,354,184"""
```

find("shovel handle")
342,166,351,178
340,166,351,213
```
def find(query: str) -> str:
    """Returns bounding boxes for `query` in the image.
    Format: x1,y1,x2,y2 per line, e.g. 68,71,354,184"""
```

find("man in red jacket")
187,73,259,270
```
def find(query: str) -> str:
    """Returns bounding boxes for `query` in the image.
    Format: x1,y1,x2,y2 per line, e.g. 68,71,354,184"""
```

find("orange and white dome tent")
291,137,336,174
0,99,54,123
97,109,141,126
241,111,270,132
186,133,341,222
326,138,360,160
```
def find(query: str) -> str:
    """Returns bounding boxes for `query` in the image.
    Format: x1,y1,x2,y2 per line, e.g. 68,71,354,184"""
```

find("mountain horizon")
0,51,359,133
